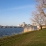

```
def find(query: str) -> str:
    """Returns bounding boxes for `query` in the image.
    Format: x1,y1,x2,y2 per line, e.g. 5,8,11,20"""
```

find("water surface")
0,28,24,37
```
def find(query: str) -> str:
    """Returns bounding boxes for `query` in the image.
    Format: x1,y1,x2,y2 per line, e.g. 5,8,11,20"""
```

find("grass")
0,29,46,46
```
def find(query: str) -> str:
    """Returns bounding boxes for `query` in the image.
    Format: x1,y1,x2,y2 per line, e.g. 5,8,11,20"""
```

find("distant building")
24,24,37,33
32,22,36,26
22,22,25,26
18,22,26,27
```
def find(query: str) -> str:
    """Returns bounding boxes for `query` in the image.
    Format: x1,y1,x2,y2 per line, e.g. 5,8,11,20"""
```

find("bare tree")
31,0,46,30
36,0,46,16
31,12,46,30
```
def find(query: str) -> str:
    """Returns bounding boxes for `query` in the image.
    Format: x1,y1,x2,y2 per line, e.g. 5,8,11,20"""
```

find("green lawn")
0,29,46,46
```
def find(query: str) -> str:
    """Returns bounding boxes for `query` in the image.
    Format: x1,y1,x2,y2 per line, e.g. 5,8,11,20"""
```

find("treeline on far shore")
0,26,23,28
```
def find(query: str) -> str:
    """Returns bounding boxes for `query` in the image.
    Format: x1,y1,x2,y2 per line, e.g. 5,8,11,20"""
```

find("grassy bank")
0,29,46,46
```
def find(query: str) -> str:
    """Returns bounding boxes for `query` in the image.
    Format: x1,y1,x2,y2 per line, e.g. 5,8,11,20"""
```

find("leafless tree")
31,0,46,30
36,0,46,16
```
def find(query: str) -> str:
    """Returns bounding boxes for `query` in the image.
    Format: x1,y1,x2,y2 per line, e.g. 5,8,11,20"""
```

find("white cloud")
3,5,35,11
12,5,34,10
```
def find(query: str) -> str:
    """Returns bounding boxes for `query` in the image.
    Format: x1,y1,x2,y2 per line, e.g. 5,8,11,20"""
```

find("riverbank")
0,29,46,46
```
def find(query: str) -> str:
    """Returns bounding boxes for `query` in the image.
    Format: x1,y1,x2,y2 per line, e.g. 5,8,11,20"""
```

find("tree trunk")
40,25,42,30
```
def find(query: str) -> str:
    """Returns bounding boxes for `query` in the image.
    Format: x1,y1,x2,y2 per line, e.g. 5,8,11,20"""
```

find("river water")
0,28,24,37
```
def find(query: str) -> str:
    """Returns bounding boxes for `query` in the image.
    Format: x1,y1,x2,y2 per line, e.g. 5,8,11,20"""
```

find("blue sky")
0,0,36,26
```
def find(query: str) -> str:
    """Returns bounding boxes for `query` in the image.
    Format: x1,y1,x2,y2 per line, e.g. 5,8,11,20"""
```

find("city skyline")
0,0,36,26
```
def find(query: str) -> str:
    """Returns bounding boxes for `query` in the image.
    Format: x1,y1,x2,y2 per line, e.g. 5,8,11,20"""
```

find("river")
0,28,24,37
